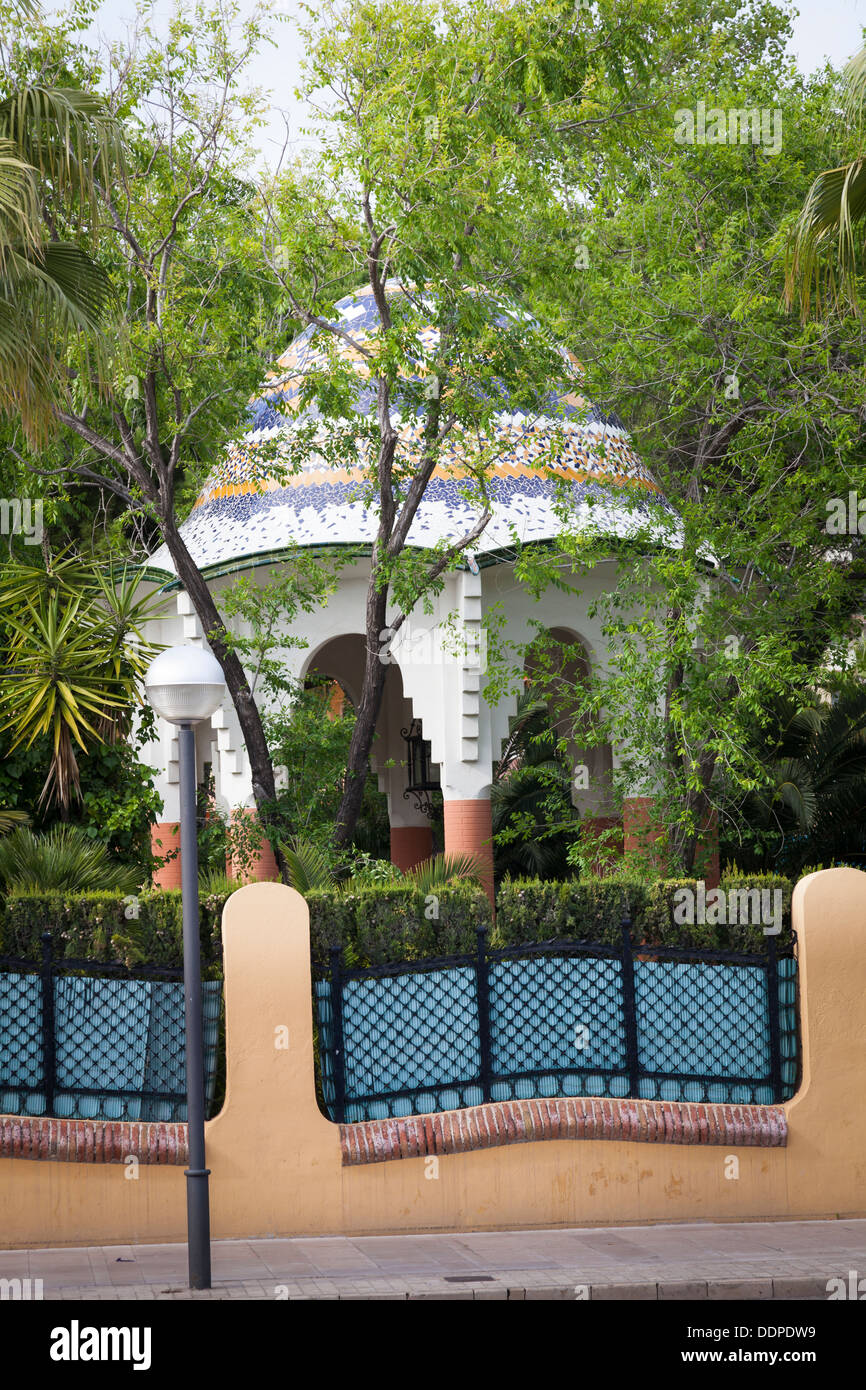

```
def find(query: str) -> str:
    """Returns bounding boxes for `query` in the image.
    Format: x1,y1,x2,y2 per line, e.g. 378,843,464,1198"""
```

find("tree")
0,0,119,439
1,1,298,852
14,0,802,872
258,0,713,849
512,33,866,873
0,553,158,812
787,44,866,317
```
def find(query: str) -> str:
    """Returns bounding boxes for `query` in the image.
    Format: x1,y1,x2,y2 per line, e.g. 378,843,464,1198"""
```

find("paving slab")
1,1218,862,1301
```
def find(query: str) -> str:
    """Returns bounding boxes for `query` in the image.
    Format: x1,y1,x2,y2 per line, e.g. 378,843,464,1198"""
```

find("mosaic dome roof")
148,284,671,577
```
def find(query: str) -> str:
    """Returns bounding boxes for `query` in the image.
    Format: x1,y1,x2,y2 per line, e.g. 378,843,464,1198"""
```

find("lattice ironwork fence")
316,919,799,1123
0,931,222,1122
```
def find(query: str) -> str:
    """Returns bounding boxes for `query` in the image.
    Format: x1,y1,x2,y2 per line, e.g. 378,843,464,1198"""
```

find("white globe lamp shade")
145,646,225,725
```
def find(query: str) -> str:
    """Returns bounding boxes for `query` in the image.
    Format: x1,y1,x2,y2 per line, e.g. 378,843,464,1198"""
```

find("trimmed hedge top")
0,871,794,975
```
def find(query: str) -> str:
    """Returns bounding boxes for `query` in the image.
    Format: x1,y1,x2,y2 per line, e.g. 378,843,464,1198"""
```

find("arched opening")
523,626,614,817
298,635,438,869
497,625,620,876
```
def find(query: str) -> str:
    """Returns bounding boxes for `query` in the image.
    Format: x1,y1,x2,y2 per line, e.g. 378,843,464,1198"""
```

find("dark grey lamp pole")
145,645,226,1291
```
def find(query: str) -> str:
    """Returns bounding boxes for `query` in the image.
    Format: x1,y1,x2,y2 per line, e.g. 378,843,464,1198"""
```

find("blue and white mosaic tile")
149,284,676,575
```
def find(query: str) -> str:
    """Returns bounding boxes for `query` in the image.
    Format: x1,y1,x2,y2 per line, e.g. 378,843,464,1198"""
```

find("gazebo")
139,284,678,893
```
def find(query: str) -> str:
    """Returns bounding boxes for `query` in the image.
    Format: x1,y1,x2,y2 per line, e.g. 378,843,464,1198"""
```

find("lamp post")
145,645,225,1291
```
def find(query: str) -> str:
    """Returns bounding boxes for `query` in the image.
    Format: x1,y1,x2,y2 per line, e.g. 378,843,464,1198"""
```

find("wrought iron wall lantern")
401,719,441,817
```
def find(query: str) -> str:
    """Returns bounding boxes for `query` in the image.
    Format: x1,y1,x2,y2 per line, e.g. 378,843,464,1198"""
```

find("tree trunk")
332,582,389,850
159,515,285,873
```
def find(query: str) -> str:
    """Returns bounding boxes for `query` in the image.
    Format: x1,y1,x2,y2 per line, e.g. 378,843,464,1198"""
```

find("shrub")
0,826,141,895
494,877,648,946
0,879,492,976
496,873,794,951
0,889,224,975
0,870,794,977
307,879,492,973
637,873,793,951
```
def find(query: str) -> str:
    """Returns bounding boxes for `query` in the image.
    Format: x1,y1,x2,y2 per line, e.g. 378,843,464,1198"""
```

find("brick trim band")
340,1097,787,1166
0,1116,188,1165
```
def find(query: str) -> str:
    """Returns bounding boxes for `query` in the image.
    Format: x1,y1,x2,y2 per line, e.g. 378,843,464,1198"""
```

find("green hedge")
498,873,794,952
0,880,493,976
0,871,793,974
494,878,648,947
307,880,492,972
0,890,224,976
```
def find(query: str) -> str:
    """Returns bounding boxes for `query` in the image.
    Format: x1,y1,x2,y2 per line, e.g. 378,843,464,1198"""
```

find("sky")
47,0,866,168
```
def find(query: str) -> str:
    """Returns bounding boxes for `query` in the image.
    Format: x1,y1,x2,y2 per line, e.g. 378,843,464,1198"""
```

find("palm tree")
733,685,866,871
280,836,484,895
0,824,139,894
0,80,120,439
0,555,159,813
787,46,866,317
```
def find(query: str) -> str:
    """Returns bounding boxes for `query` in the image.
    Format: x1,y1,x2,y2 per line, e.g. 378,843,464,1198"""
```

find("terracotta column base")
390,825,434,872
623,797,720,888
579,815,624,876
443,798,494,905
229,809,280,883
151,822,182,890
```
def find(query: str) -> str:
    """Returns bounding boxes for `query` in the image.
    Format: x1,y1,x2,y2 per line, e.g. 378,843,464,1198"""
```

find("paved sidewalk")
1,1219,864,1300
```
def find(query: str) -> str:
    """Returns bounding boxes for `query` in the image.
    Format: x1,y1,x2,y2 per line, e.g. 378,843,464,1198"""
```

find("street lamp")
145,645,225,1291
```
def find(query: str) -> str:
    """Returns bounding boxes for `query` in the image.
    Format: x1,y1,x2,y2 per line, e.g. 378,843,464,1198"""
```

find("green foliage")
495,872,793,951
402,853,484,894
0,864,794,981
0,888,222,974
0,554,160,812
0,62,120,439
282,833,484,898
495,876,648,947
306,879,492,974
0,825,141,895
643,874,793,950
787,43,866,316
512,37,866,874
491,685,580,880
724,686,866,874
281,836,334,893
198,867,242,897
264,678,391,856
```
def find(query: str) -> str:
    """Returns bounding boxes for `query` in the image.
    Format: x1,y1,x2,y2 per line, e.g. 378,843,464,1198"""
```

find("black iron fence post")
329,946,346,1124
39,930,56,1117
766,932,784,1103
619,913,641,1098
476,925,492,1103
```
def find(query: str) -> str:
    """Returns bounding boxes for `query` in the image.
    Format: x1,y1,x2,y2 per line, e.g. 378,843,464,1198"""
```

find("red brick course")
2,1099,786,1170
0,1116,188,1164
340,1097,787,1166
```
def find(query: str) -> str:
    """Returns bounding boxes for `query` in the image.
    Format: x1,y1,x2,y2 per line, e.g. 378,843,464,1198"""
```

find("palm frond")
0,809,30,835
0,825,139,894
0,85,122,224
402,852,484,893
279,836,335,893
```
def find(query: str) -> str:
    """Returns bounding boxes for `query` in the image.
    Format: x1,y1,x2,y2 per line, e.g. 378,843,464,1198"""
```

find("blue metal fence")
0,933,222,1122
316,921,799,1122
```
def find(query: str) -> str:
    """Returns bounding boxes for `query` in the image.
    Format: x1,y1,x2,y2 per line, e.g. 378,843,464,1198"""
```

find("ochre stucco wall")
1,869,864,1248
